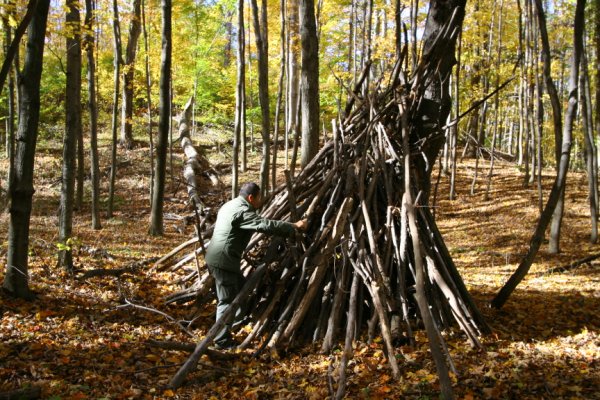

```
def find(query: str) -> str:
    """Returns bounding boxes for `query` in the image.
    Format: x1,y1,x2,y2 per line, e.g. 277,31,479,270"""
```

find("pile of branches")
163,70,489,400
161,3,490,397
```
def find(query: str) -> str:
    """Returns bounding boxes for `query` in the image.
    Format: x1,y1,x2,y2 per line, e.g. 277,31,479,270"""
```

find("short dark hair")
239,182,260,198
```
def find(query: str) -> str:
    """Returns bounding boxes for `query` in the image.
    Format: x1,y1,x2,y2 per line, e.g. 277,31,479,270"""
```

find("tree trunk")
250,0,270,197
410,0,418,69
580,47,598,243
149,0,172,236
449,31,460,200
2,0,50,300
85,0,101,230
4,14,16,194
58,0,82,271
484,0,505,201
120,0,142,149
287,0,300,169
595,1,600,182
299,0,320,168
271,0,286,192
0,0,36,96
107,0,123,219
232,0,245,199
141,0,154,206
492,0,585,308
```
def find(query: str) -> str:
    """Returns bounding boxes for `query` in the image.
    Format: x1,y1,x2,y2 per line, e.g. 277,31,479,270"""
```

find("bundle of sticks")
163,51,490,394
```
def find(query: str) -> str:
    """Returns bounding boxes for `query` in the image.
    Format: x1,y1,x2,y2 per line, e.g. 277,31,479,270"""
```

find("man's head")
240,182,262,209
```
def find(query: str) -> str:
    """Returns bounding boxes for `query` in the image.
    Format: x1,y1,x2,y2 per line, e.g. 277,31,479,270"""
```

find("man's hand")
293,219,308,232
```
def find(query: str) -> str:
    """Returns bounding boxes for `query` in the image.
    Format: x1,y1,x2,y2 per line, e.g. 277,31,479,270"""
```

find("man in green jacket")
205,182,307,349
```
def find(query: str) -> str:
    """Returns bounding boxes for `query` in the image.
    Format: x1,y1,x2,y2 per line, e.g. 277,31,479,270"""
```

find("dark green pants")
208,265,245,345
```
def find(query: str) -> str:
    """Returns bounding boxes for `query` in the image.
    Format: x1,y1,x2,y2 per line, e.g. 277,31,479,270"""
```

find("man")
205,182,307,349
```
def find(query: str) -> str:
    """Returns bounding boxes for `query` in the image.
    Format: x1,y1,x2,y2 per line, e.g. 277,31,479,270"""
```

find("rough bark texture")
299,0,320,167
107,0,123,219
2,0,50,299
177,97,212,210
58,0,82,271
250,0,270,197
286,0,300,168
120,0,142,149
85,0,101,230
0,0,37,96
149,0,172,236
232,0,245,199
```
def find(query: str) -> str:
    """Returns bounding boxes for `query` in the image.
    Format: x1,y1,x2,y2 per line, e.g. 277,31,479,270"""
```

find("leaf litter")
0,148,599,399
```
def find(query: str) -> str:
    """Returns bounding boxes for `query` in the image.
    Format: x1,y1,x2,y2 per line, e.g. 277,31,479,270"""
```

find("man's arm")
237,211,306,236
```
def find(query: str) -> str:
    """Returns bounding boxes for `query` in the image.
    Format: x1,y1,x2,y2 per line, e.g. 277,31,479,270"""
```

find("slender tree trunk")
0,0,37,96
250,0,270,197
271,0,286,192
4,14,16,192
547,0,578,253
232,0,245,198
58,0,82,271
120,0,142,149
532,8,543,212
241,40,247,173
287,0,300,168
492,0,585,308
142,0,154,206
149,0,172,236
410,0,418,69
449,31,460,200
299,0,319,167
595,2,600,182
107,0,123,218
75,91,84,210
484,0,505,201
580,46,598,243
3,0,50,300
85,0,101,230
1,18,6,153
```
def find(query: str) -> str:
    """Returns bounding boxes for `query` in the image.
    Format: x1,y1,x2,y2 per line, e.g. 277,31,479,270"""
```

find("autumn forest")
0,0,599,398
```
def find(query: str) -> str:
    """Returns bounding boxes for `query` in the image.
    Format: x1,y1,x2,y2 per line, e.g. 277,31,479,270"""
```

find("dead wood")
79,257,158,279
536,253,600,276
145,339,234,361
162,4,487,395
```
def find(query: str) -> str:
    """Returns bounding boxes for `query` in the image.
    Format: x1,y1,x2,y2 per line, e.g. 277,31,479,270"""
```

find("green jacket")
205,196,296,272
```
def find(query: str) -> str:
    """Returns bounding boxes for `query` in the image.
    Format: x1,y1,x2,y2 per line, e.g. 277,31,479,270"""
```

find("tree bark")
271,0,286,192
232,0,245,199
287,0,300,169
3,11,16,193
492,0,585,308
107,0,123,219
580,46,598,243
0,0,36,97
141,0,154,206
85,0,101,230
120,0,142,149
2,0,50,300
484,0,505,201
250,0,270,197
149,0,172,236
299,0,320,167
58,0,82,271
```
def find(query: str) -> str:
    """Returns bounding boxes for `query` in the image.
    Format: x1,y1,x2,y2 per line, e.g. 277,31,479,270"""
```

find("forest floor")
0,138,599,400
